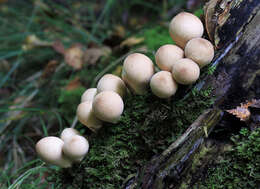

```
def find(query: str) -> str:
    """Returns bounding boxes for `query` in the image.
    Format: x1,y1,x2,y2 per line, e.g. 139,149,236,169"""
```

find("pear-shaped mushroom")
150,71,178,98
184,38,214,67
81,88,97,102
77,101,103,132
97,74,126,98
62,135,89,162
169,12,204,48
172,58,200,85
155,44,184,71
93,91,124,123
60,128,80,142
122,53,154,95
36,136,72,168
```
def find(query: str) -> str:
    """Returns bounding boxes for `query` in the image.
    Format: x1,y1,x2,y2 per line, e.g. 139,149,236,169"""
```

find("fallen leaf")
52,40,65,54
83,46,111,65
41,60,60,78
65,77,82,91
64,44,84,70
113,25,126,38
226,99,259,121
120,37,144,48
22,35,52,51
204,0,220,43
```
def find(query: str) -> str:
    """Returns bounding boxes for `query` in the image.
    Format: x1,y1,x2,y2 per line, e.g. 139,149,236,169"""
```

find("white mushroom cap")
77,101,103,132
97,74,126,98
122,53,154,95
184,38,214,67
93,91,124,123
150,71,178,99
81,88,97,102
62,135,89,162
155,44,184,71
60,128,80,142
172,58,200,85
36,136,72,168
169,12,204,48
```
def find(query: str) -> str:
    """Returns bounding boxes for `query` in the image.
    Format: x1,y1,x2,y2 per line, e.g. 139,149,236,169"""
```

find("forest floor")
0,0,259,188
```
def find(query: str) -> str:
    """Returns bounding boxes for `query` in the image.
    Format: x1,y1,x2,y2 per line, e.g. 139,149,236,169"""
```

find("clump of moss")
194,127,260,189
141,26,173,50
51,87,214,189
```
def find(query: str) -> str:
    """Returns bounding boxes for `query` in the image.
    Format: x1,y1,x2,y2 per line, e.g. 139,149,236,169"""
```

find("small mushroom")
77,101,103,132
122,53,154,95
62,135,89,162
184,38,214,67
36,136,72,168
97,74,126,98
169,12,204,48
93,91,124,123
172,58,200,85
155,44,184,71
150,71,178,99
81,88,97,102
60,128,80,142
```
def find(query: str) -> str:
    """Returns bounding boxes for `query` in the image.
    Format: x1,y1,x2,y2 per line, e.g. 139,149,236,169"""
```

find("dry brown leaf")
83,46,111,65
120,37,144,48
204,0,220,43
52,40,65,54
64,44,84,70
65,77,82,91
226,99,259,121
41,60,60,78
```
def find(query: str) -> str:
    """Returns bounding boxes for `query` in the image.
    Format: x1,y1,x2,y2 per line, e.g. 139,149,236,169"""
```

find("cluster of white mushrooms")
35,12,214,167
36,128,89,168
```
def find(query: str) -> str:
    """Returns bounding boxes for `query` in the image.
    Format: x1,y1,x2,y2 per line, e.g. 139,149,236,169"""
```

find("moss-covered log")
125,0,260,188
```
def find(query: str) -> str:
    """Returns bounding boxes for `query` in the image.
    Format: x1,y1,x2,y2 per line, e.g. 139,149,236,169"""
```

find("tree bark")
124,0,260,188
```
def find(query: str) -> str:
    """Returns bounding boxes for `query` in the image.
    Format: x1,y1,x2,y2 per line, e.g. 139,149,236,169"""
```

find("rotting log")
124,0,260,188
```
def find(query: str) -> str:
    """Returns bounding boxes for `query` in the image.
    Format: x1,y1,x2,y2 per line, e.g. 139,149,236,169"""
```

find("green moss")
51,87,214,189
194,127,260,189
58,86,85,123
141,26,173,50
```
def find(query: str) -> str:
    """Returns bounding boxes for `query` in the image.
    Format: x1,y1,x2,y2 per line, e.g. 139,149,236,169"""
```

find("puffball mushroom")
150,71,178,99
184,38,214,67
36,136,72,168
172,58,200,85
81,88,97,102
122,53,154,95
77,101,103,132
60,128,80,142
97,74,126,98
169,12,204,48
155,44,184,71
93,91,124,123
62,135,89,162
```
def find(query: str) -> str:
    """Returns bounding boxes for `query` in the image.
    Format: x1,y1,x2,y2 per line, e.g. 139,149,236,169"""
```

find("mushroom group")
36,11,214,168
36,128,89,167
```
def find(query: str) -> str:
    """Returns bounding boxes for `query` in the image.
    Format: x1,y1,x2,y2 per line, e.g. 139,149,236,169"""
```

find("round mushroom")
122,53,154,95
81,88,97,102
36,136,72,168
169,12,204,48
97,74,126,98
184,38,214,67
150,71,178,99
62,135,89,162
155,44,184,71
172,58,200,85
77,101,103,132
60,128,80,142
93,91,124,123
